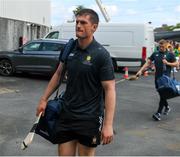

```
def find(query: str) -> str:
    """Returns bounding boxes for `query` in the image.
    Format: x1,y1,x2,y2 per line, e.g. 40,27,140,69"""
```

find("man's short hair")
76,8,99,24
158,39,167,45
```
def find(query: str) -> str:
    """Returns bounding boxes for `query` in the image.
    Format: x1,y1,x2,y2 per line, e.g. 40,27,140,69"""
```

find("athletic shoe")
163,106,171,115
152,113,161,121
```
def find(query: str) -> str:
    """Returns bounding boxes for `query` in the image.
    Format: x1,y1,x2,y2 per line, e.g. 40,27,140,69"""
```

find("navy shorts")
56,130,101,147
55,116,103,147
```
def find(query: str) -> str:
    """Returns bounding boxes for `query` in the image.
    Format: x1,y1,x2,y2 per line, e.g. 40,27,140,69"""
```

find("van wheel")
112,59,118,72
112,59,123,72
0,59,14,76
118,67,124,72
141,60,146,67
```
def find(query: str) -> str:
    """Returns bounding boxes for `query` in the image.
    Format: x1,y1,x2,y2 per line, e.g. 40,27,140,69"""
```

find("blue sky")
51,0,180,28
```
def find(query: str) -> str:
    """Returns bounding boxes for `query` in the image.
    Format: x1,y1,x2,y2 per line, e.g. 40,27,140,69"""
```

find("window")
41,42,64,51
23,42,41,51
45,31,59,39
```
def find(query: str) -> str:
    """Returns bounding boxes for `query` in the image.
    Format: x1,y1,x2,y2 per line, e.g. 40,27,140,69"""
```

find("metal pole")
95,0,110,22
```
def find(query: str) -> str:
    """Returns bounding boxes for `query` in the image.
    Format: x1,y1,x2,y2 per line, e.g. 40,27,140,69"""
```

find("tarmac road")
0,71,180,156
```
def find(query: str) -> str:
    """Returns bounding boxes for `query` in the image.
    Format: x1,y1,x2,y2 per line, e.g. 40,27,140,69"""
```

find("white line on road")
115,78,126,84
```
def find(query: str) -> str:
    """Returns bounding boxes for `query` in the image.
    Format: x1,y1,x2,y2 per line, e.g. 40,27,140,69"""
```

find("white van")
45,23,154,68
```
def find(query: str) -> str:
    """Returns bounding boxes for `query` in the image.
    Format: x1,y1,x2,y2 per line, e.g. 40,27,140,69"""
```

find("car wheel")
0,59,14,76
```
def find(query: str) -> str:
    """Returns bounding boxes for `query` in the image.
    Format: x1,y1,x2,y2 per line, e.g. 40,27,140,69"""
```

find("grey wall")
0,0,51,27
0,17,49,51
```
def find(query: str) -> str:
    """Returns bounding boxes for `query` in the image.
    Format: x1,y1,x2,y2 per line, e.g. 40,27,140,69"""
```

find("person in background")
36,8,116,156
136,39,178,121
154,41,159,52
174,43,180,70
167,44,178,72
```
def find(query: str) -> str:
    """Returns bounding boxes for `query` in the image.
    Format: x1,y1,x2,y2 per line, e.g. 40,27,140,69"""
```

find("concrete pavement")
0,72,180,155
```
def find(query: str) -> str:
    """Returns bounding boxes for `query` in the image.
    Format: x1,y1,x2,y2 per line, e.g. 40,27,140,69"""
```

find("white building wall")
0,0,50,26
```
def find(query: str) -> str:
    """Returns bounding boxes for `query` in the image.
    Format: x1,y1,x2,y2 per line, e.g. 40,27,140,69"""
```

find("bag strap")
54,38,75,98
163,64,176,79
162,54,167,72
172,68,175,79
60,38,75,63
55,65,66,98
163,53,176,79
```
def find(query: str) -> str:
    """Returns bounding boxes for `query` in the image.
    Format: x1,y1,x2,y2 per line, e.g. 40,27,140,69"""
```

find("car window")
45,31,59,39
41,42,64,51
23,42,41,51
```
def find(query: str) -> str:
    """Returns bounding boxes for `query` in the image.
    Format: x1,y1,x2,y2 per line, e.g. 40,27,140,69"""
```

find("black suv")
0,39,67,76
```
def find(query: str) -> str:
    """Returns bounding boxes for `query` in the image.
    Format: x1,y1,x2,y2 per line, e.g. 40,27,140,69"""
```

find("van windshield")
45,31,59,39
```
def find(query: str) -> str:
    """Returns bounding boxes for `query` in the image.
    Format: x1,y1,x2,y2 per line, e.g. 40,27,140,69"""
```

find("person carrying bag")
136,39,179,121
35,38,75,144
36,9,116,156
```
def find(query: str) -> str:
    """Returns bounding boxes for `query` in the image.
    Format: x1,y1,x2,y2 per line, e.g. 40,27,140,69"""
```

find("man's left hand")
162,59,169,65
101,125,114,145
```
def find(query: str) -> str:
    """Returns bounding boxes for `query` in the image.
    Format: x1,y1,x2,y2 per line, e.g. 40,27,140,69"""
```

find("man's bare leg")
78,143,96,156
58,140,77,156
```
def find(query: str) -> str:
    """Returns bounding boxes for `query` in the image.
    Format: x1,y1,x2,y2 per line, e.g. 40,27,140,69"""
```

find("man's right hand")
136,70,142,77
36,98,48,116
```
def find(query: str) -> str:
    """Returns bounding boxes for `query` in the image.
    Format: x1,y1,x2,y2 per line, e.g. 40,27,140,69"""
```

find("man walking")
137,39,178,121
36,9,116,156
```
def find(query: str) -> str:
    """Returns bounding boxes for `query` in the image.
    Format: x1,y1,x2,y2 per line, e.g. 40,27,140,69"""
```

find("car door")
33,41,64,74
13,41,42,72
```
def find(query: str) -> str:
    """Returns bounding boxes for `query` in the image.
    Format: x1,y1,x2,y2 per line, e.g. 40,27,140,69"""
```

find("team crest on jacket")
86,55,91,61
82,55,92,65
